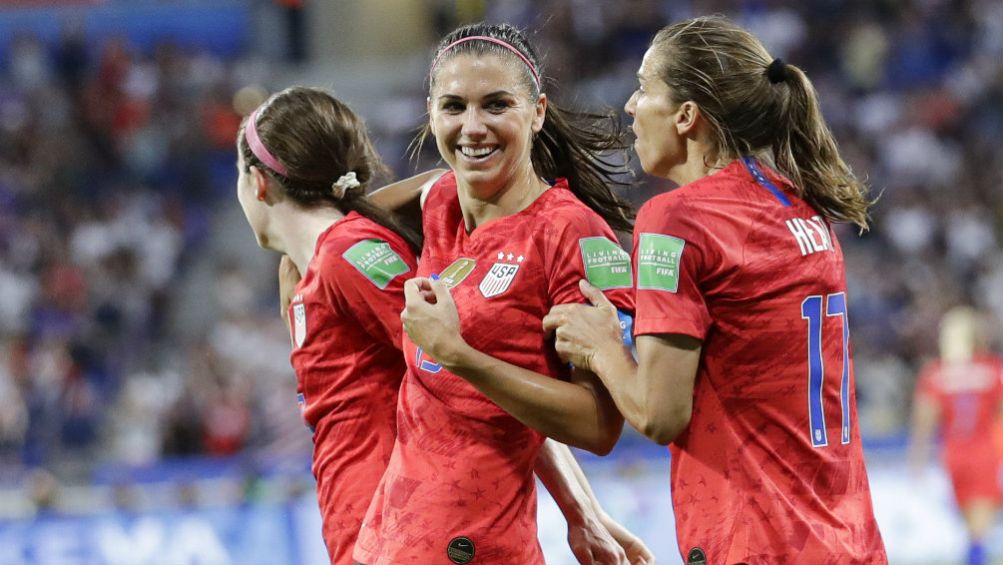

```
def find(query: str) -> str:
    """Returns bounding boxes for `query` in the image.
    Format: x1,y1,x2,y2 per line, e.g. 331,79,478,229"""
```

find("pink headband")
430,35,541,91
245,106,288,177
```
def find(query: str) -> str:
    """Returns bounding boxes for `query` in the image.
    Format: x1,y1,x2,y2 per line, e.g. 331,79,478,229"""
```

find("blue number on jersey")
801,292,851,447
415,346,442,373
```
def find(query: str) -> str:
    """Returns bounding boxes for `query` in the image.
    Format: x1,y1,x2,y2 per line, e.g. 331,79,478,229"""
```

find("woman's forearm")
443,345,623,455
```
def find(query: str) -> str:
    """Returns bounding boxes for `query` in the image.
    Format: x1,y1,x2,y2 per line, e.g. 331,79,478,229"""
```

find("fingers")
542,304,582,335
579,279,615,310
429,279,454,307
403,278,424,305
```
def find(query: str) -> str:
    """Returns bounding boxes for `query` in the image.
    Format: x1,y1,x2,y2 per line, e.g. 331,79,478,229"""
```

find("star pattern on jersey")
494,251,525,262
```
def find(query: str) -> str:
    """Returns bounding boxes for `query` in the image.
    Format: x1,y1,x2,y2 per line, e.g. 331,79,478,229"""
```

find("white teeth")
461,146,495,157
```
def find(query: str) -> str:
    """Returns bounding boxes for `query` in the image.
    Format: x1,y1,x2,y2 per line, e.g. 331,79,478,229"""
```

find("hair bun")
767,58,787,84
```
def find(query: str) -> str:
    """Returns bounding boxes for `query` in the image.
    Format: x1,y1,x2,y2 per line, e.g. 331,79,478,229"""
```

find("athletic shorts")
946,449,1003,507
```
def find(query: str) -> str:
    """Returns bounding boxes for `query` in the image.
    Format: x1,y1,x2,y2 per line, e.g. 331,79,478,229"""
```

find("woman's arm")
401,277,624,455
366,169,446,211
907,394,940,478
544,280,702,445
536,440,653,565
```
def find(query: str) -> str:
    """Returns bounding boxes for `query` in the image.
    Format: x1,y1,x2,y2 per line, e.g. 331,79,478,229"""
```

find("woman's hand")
543,280,625,373
401,277,469,368
599,512,655,564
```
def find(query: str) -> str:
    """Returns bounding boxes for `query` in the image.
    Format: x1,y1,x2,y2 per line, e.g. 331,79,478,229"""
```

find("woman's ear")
532,93,548,134
675,101,702,137
250,166,271,202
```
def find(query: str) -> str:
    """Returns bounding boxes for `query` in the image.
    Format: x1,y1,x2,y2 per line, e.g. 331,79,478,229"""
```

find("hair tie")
430,35,541,91
245,106,288,176
767,58,788,84
331,171,360,199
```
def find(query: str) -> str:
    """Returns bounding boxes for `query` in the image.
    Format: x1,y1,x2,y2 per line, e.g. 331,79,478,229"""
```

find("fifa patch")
637,233,685,292
447,536,475,564
479,252,523,298
579,236,632,290
439,257,477,288
292,303,307,348
342,239,410,289
686,547,707,565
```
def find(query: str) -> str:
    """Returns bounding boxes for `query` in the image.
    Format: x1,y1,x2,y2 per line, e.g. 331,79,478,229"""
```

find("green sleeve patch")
578,237,632,290
342,239,410,289
636,233,685,292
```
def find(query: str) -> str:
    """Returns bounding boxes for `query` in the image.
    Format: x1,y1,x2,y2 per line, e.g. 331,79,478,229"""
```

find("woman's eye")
487,100,510,112
441,101,464,113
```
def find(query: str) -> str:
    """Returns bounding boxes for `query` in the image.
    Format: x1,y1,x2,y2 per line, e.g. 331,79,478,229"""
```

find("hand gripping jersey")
288,212,416,564
354,173,633,565
633,159,887,564
916,356,1003,505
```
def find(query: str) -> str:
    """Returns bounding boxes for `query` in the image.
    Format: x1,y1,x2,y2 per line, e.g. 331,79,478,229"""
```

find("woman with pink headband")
354,23,651,565
237,86,648,564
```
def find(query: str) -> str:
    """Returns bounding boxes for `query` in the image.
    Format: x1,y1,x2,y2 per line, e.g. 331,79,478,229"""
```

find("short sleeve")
325,237,416,349
543,209,634,314
632,195,714,340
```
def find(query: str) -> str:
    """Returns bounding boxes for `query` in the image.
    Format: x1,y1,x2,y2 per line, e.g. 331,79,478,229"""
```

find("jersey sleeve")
324,237,416,350
543,209,634,314
632,195,716,340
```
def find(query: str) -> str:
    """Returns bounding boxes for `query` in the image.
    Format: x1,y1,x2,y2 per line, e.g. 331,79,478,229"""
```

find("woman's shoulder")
316,214,415,274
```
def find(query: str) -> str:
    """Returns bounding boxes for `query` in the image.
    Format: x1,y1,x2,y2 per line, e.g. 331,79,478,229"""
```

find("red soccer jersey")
633,159,886,564
916,356,1003,464
354,173,633,565
288,212,416,564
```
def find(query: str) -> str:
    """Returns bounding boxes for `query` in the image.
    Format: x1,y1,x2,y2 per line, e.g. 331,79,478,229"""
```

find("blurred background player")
544,16,887,563
909,306,1003,565
355,22,648,565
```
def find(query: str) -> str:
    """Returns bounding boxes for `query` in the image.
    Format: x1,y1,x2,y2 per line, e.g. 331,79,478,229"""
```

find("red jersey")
916,356,1003,459
354,173,633,565
288,212,416,564
633,159,886,564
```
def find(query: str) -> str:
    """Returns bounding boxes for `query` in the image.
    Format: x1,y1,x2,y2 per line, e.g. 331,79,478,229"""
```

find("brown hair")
650,16,872,231
238,86,422,252
418,22,634,232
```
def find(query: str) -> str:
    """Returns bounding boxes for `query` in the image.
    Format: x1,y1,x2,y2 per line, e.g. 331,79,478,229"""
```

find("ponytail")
773,65,872,231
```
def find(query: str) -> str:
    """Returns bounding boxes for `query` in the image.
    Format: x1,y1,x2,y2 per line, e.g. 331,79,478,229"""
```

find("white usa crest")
292,303,307,348
479,262,520,298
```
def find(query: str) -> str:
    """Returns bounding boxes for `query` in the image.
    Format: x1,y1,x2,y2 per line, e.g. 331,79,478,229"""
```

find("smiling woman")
352,22,652,565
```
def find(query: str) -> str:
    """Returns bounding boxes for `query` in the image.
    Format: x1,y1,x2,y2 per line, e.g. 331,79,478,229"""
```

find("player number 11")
801,292,851,448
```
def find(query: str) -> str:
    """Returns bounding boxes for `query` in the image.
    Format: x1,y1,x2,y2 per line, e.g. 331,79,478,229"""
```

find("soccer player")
237,87,649,564
909,306,1003,565
543,16,889,564
354,23,647,565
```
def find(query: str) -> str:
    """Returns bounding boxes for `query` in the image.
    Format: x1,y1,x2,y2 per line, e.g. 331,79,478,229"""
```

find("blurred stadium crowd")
0,0,1001,516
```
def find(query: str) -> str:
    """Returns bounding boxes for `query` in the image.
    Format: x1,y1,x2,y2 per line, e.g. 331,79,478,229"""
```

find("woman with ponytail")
237,86,647,564
355,22,653,565
544,16,888,564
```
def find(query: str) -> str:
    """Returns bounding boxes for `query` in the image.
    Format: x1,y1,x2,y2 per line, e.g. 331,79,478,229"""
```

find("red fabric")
633,160,886,564
355,172,632,565
916,356,1003,506
288,212,416,564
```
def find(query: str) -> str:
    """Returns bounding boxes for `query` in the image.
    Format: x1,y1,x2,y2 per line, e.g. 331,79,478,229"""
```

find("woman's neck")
456,165,549,231
269,205,345,274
